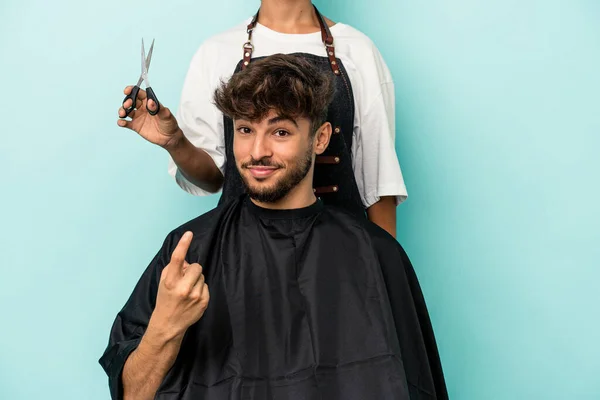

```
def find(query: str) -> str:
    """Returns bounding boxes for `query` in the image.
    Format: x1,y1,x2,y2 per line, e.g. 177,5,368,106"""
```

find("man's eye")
238,127,252,134
274,130,289,137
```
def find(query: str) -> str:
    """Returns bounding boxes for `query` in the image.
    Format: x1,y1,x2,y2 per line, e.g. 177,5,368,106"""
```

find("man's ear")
313,122,332,155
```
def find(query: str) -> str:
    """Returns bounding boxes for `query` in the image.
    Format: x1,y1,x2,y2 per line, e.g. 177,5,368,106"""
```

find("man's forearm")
366,196,397,238
166,132,224,193
122,324,184,400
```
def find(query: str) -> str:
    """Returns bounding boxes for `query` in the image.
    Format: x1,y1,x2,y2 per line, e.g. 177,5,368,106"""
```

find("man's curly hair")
213,54,335,135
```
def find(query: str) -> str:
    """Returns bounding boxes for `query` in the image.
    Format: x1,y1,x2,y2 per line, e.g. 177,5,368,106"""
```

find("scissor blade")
141,38,146,74
145,39,155,71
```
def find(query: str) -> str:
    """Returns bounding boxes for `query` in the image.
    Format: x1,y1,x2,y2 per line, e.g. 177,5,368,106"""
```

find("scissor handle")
146,87,161,116
122,85,140,117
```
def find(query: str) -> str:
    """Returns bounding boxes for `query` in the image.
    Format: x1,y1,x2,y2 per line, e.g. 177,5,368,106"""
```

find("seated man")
99,54,447,400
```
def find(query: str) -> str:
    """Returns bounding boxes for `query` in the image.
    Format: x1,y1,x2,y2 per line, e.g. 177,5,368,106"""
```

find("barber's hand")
149,231,210,340
118,85,183,149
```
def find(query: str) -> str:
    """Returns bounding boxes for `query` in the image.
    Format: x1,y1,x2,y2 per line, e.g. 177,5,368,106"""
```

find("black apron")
217,5,366,219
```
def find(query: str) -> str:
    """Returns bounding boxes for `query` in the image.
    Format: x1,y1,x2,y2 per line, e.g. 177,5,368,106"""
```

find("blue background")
1,0,599,398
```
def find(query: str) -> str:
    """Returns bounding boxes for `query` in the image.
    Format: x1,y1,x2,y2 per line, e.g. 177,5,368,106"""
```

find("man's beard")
239,145,313,203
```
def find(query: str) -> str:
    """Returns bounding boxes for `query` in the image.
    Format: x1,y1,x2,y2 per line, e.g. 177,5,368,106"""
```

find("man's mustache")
241,157,284,169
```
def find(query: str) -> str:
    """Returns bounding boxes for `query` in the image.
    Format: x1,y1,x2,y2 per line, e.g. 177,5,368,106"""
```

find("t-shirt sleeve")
168,44,227,196
98,235,174,400
352,45,408,208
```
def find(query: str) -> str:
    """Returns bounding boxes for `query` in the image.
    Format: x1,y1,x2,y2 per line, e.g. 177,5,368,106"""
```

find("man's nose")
250,134,272,160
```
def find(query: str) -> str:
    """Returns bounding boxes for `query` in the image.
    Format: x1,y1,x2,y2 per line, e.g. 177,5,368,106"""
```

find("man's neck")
257,0,320,34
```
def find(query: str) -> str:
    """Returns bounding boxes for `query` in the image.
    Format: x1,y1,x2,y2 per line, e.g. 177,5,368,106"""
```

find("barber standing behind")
118,0,407,237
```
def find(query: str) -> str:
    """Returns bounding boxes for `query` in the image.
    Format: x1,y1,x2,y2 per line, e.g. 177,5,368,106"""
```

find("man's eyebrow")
267,116,299,128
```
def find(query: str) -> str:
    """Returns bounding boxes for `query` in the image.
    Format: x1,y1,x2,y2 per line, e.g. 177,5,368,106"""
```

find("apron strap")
241,4,340,75
242,12,258,69
313,5,341,75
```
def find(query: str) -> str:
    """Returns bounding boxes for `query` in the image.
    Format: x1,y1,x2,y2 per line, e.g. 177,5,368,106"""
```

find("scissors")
122,38,160,117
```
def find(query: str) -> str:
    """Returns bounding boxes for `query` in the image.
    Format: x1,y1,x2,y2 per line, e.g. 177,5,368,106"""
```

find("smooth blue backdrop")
1,1,599,399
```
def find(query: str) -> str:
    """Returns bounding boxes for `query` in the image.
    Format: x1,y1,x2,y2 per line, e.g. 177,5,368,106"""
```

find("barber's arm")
354,44,407,239
118,86,223,193
367,196,397,238
165,133,224,193
356,81,405,238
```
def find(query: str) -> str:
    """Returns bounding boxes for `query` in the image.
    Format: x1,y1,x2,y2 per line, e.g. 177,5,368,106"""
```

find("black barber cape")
99,196,448,399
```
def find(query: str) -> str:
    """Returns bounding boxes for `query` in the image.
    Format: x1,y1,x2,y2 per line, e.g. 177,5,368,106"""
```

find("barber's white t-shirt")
169,18,408,207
